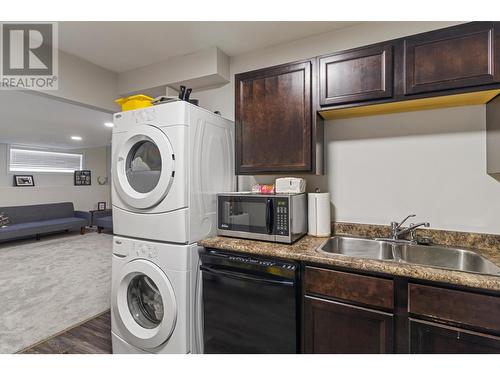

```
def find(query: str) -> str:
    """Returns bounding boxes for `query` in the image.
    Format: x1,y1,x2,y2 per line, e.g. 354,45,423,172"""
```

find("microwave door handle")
265,198,273,234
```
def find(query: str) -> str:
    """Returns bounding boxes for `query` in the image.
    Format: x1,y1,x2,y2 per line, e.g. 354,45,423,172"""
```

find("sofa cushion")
0,217,86,241
0,202,76,224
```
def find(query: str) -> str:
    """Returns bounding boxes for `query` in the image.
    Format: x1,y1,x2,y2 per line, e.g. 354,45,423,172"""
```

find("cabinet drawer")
304,266,394,310
408,283,500,333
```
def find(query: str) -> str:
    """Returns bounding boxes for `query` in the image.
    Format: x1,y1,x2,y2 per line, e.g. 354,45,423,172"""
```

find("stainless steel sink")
318,236,500,276
318,236,395,260
396,244,500,276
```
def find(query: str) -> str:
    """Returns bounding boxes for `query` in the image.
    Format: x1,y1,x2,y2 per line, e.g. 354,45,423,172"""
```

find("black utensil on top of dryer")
184,88,192,101
178,85,186,100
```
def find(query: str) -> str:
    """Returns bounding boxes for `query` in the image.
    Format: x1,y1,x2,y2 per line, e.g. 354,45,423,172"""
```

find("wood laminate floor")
20,311,112,354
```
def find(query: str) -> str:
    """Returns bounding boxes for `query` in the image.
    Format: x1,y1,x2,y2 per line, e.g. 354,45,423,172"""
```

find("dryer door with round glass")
112,259,177,349
113,124,175,209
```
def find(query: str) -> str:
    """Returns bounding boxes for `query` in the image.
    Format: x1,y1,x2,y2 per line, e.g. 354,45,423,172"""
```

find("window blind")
9,148,83,173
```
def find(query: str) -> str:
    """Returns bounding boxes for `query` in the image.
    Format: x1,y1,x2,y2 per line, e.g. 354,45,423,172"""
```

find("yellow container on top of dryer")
115,94,153,111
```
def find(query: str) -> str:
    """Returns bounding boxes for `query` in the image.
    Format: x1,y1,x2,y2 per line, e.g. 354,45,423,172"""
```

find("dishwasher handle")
200,265,294,287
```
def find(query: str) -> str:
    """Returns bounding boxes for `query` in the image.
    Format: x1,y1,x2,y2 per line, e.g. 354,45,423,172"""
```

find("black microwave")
217,193,307,244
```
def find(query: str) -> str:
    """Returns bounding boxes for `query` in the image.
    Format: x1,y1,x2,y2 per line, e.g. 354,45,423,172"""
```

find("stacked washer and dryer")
110,101,235,353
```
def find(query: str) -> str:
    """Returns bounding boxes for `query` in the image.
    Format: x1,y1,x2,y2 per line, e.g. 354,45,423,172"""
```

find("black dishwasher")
200,248,299,354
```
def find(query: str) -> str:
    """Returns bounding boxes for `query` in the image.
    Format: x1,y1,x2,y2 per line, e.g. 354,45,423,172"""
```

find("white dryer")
111,101,234,243
111,236,203,354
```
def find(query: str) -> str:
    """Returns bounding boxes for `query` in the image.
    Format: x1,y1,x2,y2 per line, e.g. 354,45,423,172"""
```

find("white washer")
111,236,203,354
111,101,235,244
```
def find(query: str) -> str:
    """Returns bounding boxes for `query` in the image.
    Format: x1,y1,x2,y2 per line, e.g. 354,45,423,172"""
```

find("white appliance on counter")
308,192,331,237
111,102,235,354
275,177,306,194
111,101,235,244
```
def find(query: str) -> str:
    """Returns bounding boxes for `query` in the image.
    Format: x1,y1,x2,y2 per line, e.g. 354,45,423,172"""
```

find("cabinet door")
404,22,500,94
235,61,313,174
319,44,393,106
410,319,500,354
304,296,394,354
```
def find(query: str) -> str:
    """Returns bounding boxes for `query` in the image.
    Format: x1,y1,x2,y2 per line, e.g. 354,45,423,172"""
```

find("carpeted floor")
0,231,112,353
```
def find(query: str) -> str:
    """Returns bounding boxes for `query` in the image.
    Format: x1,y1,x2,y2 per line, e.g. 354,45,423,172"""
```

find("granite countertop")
198,235,500,292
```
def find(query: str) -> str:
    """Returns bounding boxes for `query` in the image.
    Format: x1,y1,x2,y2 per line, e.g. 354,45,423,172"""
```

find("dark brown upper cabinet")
319,44,394,106
235,60,322,174
233,23,500,173
404,22,500,95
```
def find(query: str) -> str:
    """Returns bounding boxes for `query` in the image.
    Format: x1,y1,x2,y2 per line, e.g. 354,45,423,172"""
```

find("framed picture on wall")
97,202,106,211
13,175,35,187
74,170,91,186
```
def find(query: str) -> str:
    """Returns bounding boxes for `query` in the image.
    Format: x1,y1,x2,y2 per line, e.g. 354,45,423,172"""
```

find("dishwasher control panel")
227,254,297,271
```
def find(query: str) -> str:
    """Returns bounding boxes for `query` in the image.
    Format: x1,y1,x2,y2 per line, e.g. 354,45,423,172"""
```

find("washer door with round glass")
112,259,177,349
114,124,175,209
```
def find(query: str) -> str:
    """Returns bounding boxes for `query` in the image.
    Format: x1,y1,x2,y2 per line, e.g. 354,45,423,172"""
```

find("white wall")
193,21,500,235
0,144,111,211
326,105,500,234
39,49,118,113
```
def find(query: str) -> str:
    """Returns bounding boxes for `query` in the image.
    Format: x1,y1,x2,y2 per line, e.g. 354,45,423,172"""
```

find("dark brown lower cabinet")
303,265,500,354
304,296,394,353
409,319,500,354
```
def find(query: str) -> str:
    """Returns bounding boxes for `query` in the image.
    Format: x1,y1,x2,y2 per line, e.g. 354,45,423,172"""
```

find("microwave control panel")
275,198,289,236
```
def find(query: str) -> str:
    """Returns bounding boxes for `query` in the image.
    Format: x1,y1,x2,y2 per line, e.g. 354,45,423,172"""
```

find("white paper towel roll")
308,193,331,237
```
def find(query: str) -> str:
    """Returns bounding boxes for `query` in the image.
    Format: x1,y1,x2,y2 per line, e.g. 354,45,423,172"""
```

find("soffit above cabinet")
117,47,230,97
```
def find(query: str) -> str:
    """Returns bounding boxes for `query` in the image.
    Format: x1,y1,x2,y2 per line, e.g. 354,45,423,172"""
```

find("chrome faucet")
390,214,430,241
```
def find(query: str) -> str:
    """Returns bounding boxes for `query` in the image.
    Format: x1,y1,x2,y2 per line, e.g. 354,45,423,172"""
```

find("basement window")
9,147,83,173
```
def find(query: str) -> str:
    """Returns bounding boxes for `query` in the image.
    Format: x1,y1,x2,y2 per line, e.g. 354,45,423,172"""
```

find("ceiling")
58,21,360,73
0,91,113,149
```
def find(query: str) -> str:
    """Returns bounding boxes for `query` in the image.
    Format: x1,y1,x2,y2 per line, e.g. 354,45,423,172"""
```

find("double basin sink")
318,236,500,276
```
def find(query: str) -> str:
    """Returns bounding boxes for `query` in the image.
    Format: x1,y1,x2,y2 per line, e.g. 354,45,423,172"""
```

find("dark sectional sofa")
0,202,90,243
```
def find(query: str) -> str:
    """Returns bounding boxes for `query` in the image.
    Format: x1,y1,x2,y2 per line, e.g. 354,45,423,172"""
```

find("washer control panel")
133,242,159,259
